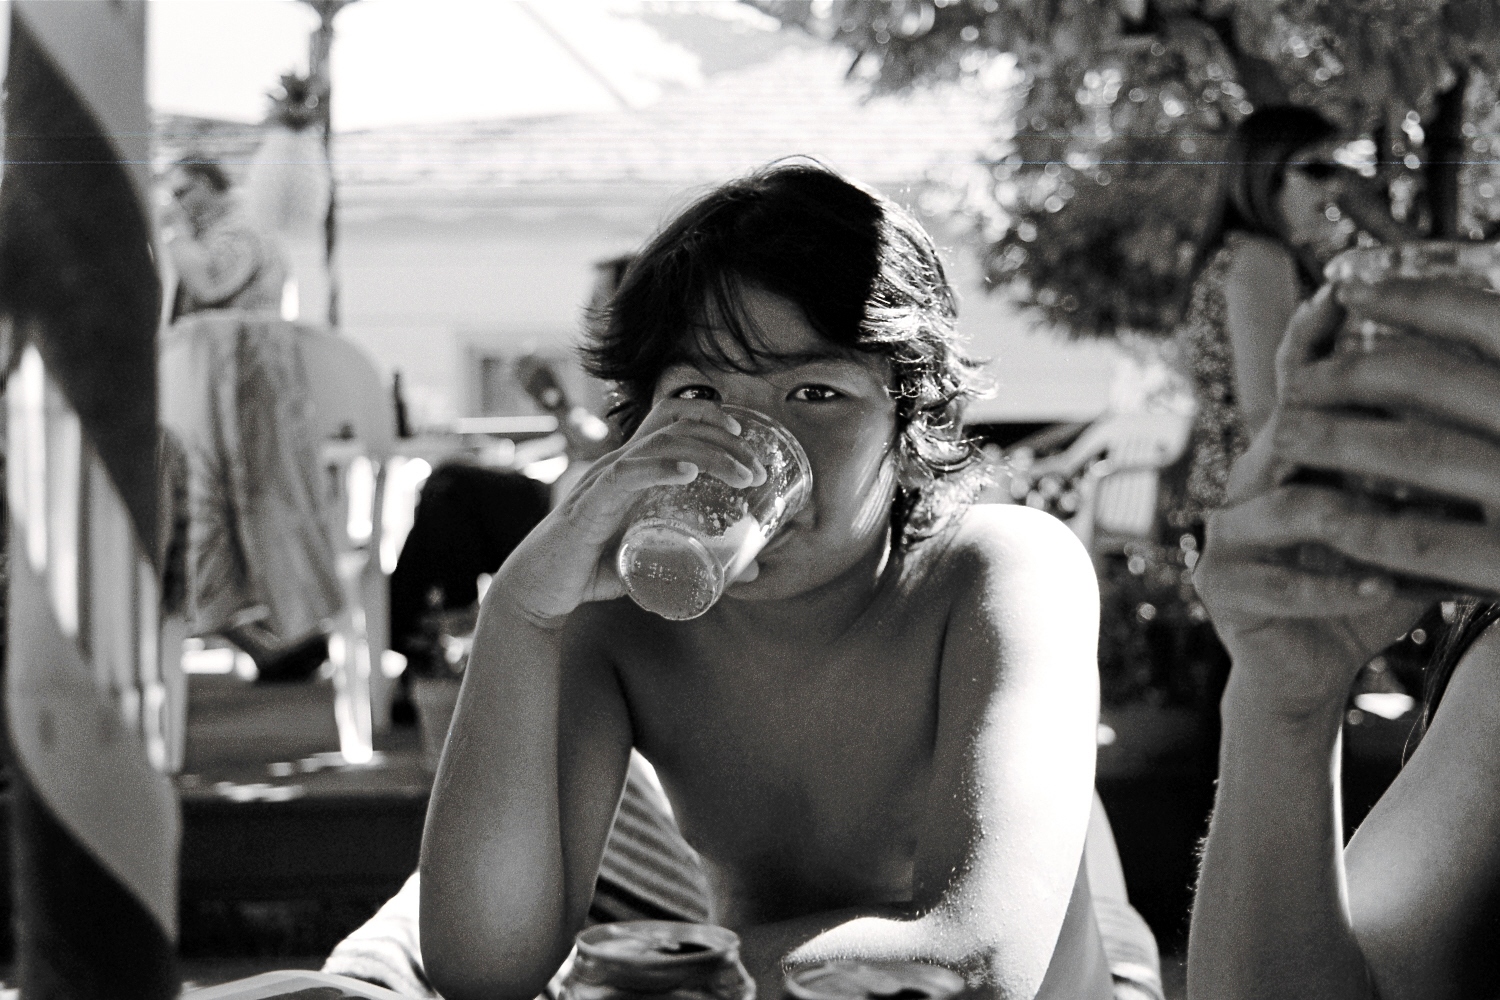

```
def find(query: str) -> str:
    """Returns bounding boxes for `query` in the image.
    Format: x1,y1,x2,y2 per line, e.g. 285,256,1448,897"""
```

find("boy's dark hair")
582,162,987,541
173,155,232,193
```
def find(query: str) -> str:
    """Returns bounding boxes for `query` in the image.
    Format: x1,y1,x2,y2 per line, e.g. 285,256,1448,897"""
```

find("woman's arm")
167,226,262,308
1193,626,1500,1000
1345,625,1500,998
1190,671,1374,1000
779,505,1109,1000
1223,234,1302,437
1189,278,1500,999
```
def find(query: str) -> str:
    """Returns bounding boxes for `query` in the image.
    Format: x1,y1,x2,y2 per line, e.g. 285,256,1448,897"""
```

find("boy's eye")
673,385,720,401
790,385,842,402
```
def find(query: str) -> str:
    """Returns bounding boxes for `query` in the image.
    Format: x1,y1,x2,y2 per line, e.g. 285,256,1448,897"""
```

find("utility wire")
516,1,633,110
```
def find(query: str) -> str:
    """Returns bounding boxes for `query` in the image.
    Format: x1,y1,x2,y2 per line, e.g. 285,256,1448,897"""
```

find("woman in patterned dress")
1173,106,1404,528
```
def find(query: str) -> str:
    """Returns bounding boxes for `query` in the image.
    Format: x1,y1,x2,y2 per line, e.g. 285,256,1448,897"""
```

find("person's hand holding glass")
1189,245,1500,1000
1195,247,1500,706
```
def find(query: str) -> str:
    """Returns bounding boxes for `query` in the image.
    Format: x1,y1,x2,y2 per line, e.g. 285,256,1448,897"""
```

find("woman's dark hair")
1224,105,1340,242
582,162,987,541
1203,106,1344,290
1422,598,1500,733
173,155,231,193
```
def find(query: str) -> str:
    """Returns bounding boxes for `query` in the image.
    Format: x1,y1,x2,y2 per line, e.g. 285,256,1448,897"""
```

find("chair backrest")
299,329,400,754
1066,411,1193,550
298,328,397,457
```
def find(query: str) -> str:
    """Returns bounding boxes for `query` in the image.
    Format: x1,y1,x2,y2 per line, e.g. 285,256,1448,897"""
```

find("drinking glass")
616,405,812,621
1325,241,1500,352
1287,240,1500,597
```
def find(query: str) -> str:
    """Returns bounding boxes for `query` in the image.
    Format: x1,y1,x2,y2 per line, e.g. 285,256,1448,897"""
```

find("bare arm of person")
1223,233,1302,437
419,601,633,1000
167,226,260,307
1344,625,1500,998
1189,279,1500,1000
766,505,1108,1000
420,401,768,1000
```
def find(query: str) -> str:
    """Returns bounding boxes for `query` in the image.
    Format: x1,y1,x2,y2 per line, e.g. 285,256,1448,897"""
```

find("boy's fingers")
636,419,767,481
1276,284,1342,381
626,436,759,489
638,397,743,437
1336,278,1500,362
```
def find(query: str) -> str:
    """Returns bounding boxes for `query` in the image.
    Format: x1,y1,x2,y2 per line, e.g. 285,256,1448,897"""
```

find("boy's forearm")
421,598,571,1000
1188,681,1374,1000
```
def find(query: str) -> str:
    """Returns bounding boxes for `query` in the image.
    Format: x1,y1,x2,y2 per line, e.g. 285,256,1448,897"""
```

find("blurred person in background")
158,153,342,681
161,156,288,320
1173,106,1409,531
1188,270,1500,997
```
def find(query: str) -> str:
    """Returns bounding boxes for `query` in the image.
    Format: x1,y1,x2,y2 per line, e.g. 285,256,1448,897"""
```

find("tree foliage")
750,0,1500,337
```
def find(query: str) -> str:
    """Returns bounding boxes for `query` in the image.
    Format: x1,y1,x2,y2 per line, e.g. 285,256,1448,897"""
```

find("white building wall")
336,186,1122,430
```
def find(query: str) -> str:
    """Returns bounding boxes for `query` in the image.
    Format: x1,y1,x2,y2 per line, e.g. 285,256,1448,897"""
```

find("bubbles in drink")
618,524,722,621
616,406,811,620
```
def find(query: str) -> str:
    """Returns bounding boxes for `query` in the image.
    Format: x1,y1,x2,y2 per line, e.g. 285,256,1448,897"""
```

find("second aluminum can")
783,961,966,1000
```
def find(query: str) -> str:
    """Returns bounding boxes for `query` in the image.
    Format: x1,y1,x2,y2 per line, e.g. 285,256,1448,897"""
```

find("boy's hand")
491,398,767,626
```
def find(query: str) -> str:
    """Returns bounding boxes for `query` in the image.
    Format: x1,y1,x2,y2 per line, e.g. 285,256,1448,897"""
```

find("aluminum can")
783,961,966,1000
561,920,756,1000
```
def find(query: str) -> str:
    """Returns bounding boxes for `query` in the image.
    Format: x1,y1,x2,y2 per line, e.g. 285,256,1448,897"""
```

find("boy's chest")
608,610,945,913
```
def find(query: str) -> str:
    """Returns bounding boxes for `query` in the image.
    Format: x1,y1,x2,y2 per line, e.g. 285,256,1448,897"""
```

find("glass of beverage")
1324,240,1500,353
616,404,812,621
561,921,755,1000
1284,240,1500,598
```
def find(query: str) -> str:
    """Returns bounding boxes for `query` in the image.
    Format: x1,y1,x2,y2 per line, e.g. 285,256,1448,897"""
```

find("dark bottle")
560,920,756,1000
392,370,412,438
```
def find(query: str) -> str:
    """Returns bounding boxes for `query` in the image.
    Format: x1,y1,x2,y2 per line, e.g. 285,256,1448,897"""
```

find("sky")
147,0,733,129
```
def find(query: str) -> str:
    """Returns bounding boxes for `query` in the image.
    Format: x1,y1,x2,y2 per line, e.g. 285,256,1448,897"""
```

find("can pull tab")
654,941,715,956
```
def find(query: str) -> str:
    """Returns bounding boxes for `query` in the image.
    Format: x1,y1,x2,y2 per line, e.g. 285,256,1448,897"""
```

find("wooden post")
302,0,358,329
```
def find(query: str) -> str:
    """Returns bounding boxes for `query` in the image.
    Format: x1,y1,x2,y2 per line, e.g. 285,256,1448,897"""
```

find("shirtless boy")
421,165,1110,1000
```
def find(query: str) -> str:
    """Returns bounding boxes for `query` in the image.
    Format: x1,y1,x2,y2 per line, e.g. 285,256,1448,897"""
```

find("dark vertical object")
1426,70,1468,239
12,789,176,998
393,371,412,438
323,104,339,328
0,4,178,996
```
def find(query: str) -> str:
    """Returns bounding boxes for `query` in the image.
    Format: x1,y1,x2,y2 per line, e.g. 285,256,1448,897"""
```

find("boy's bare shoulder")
930,503,1096,597
917,505,1098,679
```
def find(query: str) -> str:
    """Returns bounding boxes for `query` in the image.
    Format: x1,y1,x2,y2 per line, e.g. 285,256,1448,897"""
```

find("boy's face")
649,285,899,601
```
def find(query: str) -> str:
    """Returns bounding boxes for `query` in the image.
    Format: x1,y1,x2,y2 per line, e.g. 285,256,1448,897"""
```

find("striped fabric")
324,752,711,994
591,755,712,924
0,1,180,994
